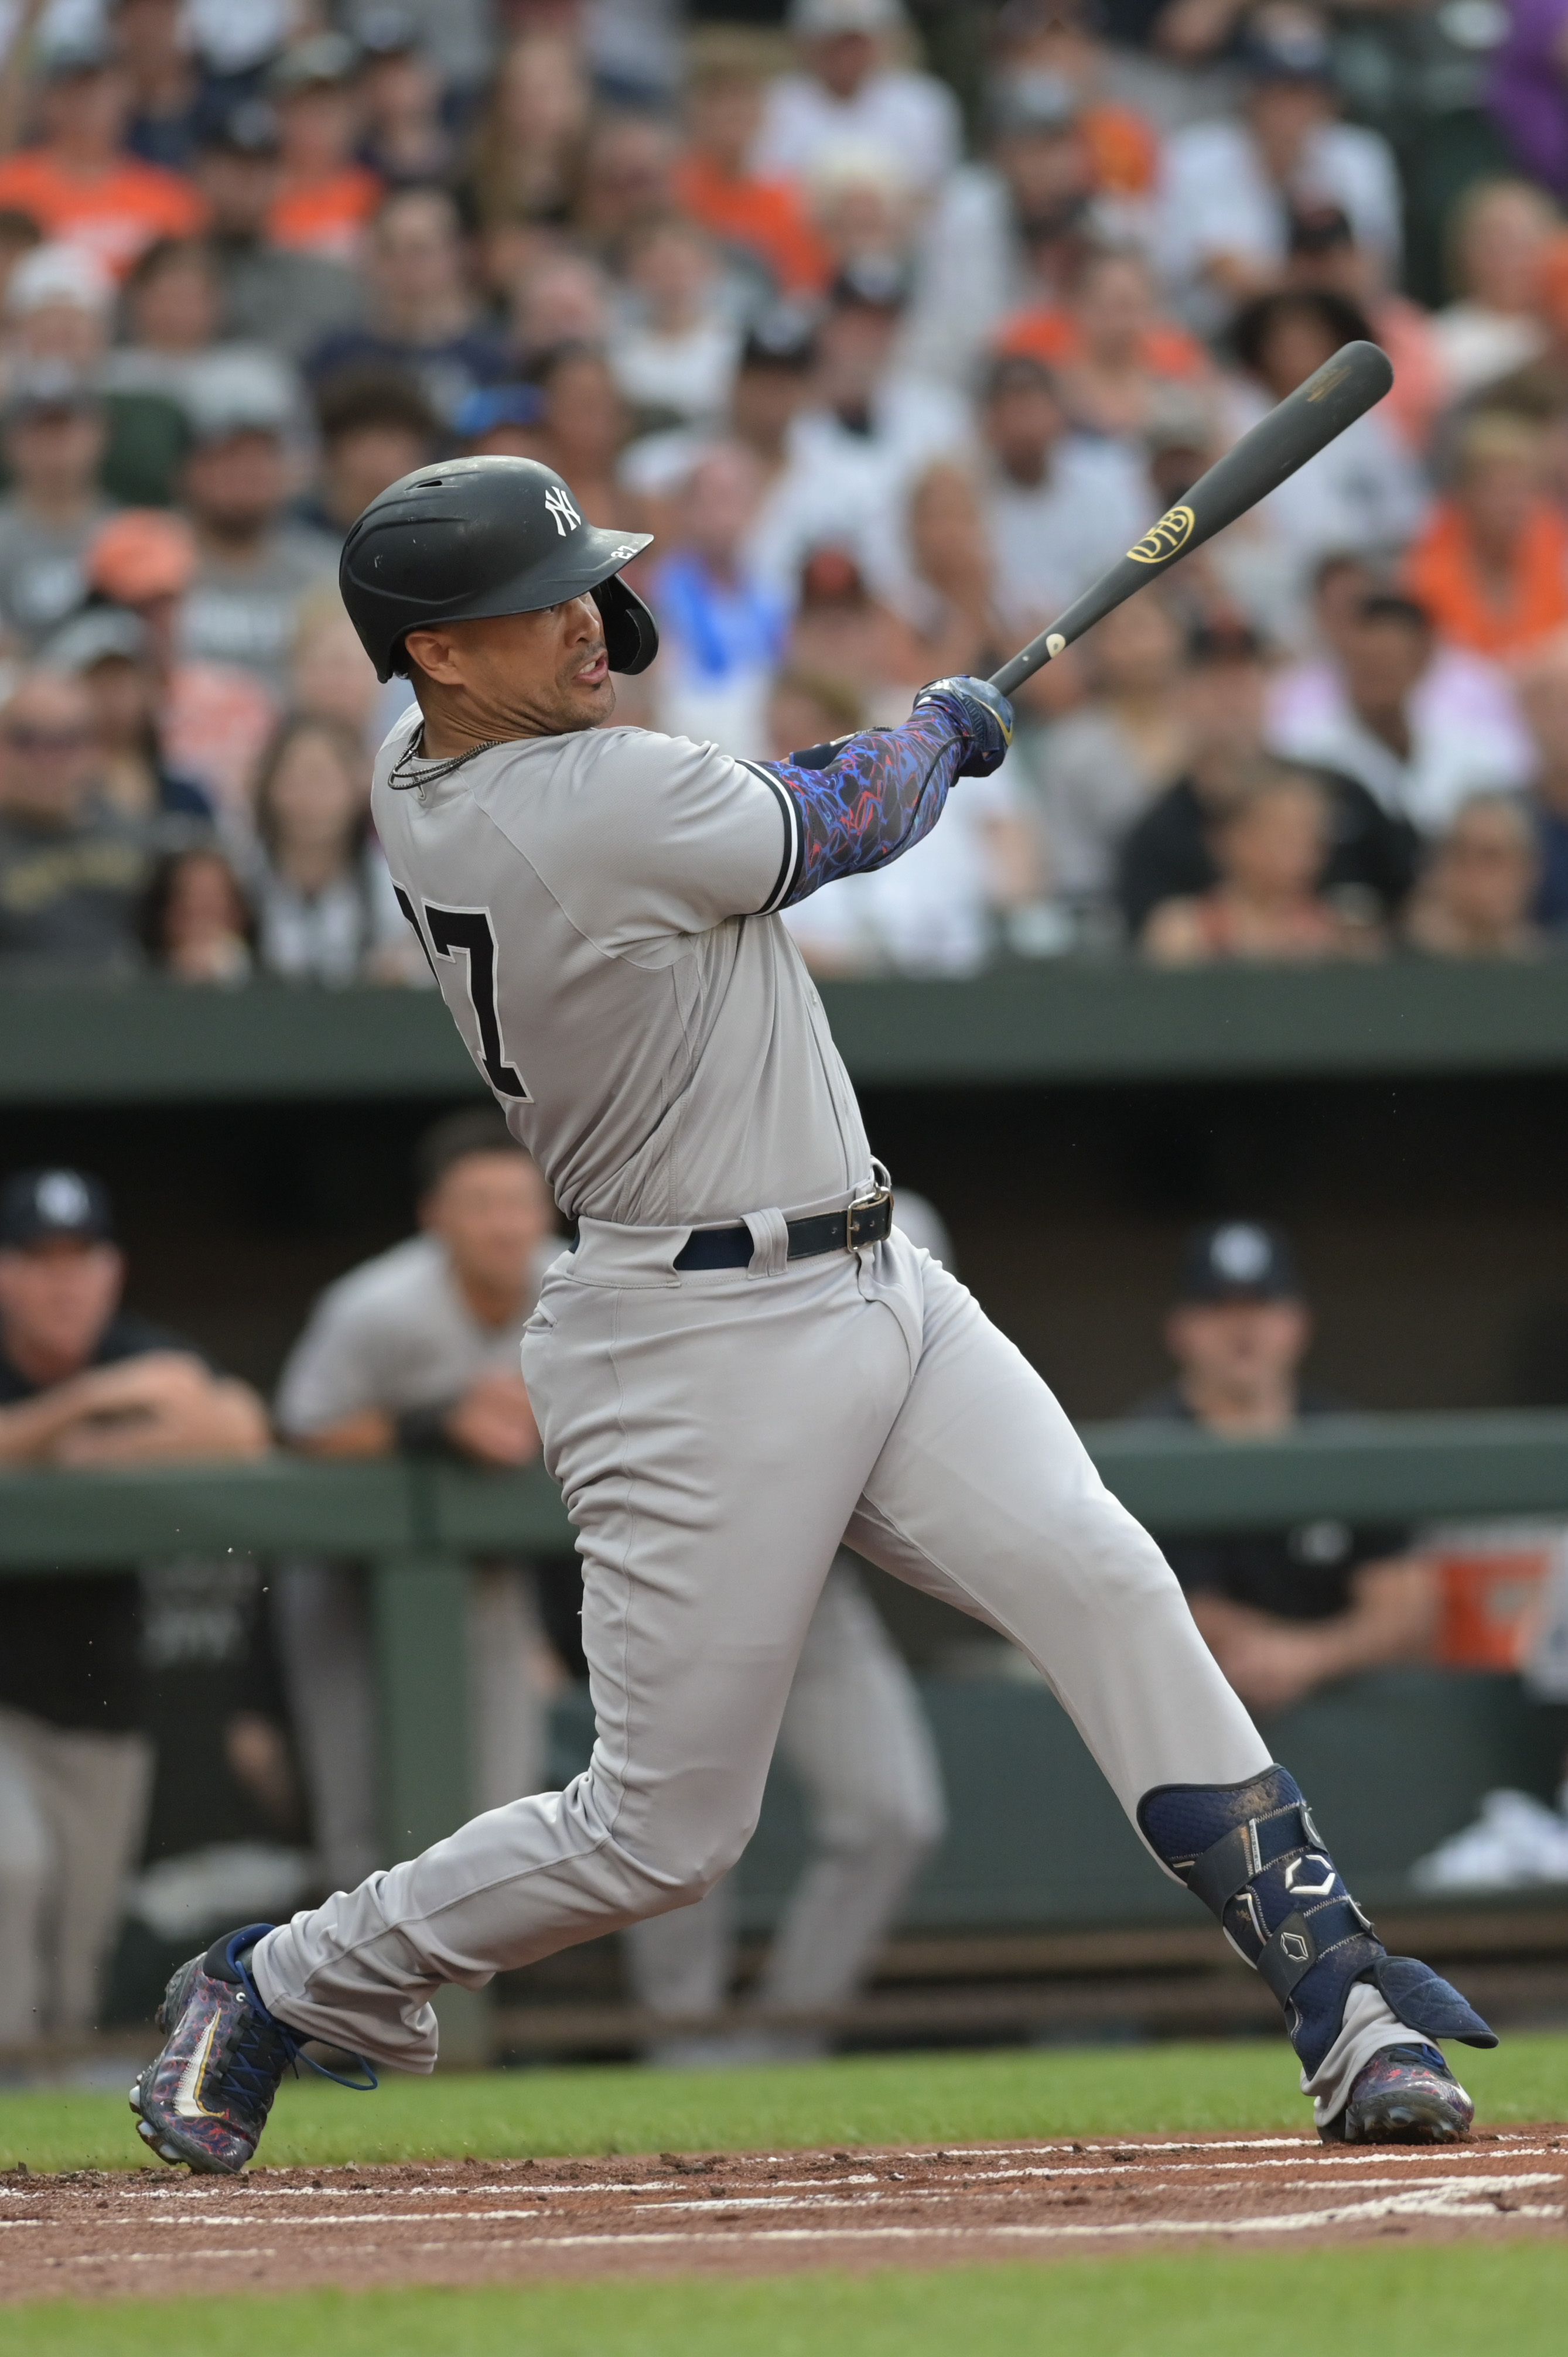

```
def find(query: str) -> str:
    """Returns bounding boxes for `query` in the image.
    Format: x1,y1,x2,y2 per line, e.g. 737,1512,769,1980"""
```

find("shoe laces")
222,1924,378,2099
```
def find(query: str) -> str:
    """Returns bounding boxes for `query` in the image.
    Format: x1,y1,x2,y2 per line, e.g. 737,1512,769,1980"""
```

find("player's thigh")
845,1258,1178,1648
776,1554,946,1852
528,1262,912,1859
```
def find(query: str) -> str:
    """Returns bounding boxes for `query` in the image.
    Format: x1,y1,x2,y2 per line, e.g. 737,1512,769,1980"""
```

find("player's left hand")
911,676,1014,777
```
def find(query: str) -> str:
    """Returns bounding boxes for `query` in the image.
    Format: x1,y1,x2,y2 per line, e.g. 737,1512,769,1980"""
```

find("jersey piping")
738,760,802,913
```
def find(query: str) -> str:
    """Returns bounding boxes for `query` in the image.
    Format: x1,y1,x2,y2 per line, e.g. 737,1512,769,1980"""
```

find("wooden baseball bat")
989,339,1395,699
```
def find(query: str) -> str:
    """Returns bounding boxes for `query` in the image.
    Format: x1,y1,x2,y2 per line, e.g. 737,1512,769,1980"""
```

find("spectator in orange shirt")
1405,412,1568,662
265,37,381,267
674,47,831,298
993,0,1160,200
1002,244,1210,441
0,33,206,282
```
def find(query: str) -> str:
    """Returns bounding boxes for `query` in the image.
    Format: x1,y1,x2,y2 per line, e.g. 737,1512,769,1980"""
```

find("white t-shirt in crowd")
983,438,1153,627
754,65,962,193
1267,644,1534,835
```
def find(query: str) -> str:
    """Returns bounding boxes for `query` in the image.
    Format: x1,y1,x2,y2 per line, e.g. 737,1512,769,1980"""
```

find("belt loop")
743,1207,789,1278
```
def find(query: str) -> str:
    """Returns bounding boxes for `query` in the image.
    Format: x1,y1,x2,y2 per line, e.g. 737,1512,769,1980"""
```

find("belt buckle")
845,1183,892,1251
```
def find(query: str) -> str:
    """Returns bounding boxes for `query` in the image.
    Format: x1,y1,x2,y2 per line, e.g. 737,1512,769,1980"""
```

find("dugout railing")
5,1420,1567,2058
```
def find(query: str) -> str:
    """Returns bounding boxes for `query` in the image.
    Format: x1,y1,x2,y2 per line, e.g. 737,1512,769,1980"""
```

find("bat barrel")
989,340,1393,700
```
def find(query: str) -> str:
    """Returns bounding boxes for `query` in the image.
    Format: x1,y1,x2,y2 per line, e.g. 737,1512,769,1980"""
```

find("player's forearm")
1311,1559,1439,1680
761,705,972,906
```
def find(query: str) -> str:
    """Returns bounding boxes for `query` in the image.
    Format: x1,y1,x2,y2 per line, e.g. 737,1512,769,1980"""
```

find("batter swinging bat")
989,339,1395,700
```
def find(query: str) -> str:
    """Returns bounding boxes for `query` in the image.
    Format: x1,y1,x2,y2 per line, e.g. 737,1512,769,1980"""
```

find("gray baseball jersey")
371,709,871,1227
274,1233,550,1435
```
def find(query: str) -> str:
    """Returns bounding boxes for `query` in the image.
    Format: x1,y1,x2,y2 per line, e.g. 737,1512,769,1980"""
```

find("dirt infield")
1,2129,1563,2300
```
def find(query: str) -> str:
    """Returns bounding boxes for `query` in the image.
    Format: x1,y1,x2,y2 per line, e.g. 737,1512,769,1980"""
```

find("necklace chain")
388,735,510,791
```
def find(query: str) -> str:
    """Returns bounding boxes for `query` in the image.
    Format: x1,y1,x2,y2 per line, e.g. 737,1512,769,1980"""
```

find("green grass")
2,2031,1563,2175
6,2247,1568,2356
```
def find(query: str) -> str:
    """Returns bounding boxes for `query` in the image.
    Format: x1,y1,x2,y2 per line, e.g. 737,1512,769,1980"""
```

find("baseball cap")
991,70,1082,138
0,1168,114,1251
36,27,114,82
358,6,421,59
185,371,296,446
791,0,905,34
4,242,113,320
828,254,910,315
1186,617,1265,666
1175,1222,1301,1304
199,98,283,159
41,606,152,675
739,305,818,372
268,34,361,97
1242,4,1335,84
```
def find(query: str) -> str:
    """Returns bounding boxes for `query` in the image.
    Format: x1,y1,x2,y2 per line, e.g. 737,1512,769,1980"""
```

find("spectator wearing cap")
40,604,211,827
1130,1222,1438,1717
609,216,742,429
0,667,154,969
300,370,440,546
1153,8,1401,336
788,261,970,595
0,31,207,281
355,11,455,190
0,1166,268,2049
1403,793,1546,960
1117,623,1417,941
1143,761,1383,964
978,351,1149,628
265,36,382,266
0,363,117,655
756,0,961,199
306,186,508,428
1405,411,1568,665
674,40,832,299
1268,592,1532,838
81,507,275,821
1430,180,1560,407
176,380,337,698
195,100,367,358
272,1111,564,1895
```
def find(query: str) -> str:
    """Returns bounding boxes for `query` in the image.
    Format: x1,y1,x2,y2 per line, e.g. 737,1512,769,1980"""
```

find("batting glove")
911,676,1015,777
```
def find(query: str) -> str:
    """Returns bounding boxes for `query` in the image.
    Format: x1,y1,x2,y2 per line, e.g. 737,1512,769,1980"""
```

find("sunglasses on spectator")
1,726,94,752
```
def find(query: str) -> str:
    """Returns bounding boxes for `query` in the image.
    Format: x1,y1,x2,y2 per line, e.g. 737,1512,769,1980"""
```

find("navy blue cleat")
1319,2042,1475,2145
130,1924,375,2173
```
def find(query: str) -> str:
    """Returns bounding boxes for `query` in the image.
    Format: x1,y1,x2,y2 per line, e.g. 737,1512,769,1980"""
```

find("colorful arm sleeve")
740,699,971,912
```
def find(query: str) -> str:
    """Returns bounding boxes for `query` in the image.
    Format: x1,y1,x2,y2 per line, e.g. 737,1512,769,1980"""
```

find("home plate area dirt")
4,2131,1565,2298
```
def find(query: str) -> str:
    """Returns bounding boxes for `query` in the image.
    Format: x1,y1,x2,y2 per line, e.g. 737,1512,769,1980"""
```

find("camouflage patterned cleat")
1319,2042,1475,2145
130,1922,374,2173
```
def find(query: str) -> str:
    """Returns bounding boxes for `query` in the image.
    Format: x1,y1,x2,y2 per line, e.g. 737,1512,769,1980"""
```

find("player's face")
404,597,614,745
1164,1299,1310,1405
422,1153,554,1297
0,1238,124,1377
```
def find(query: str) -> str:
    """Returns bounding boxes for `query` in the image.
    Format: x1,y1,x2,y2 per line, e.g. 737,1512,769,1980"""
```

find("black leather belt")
674,1187,894,1270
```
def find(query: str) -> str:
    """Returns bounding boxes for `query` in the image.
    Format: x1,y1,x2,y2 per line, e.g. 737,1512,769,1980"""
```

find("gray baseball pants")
625,1552,947,2058
255,1220,1400,2120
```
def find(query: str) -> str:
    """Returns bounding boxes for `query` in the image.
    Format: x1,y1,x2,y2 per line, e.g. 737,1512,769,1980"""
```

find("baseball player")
134,457,1492,2170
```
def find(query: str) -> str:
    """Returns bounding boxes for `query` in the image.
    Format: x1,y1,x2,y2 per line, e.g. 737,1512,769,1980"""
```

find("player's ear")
401,627,464,686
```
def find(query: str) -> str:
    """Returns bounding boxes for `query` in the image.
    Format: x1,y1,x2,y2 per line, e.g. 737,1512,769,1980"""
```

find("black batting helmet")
339,455,659,684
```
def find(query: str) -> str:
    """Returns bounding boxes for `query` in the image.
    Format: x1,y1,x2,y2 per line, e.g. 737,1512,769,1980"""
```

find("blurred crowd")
6,0,1568,982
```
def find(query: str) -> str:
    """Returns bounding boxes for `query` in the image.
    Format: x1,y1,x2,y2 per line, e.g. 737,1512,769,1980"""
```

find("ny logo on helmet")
544,486,581,536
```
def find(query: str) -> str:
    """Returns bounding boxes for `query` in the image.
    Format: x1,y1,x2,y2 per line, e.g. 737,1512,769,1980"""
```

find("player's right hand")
911,676,1014,776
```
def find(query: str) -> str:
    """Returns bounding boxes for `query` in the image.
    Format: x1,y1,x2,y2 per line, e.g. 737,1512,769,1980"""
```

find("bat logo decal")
1126,504,1195,565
